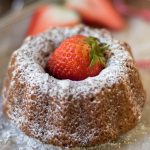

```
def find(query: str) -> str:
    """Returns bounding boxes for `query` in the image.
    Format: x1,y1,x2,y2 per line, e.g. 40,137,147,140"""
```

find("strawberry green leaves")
85,36,109,67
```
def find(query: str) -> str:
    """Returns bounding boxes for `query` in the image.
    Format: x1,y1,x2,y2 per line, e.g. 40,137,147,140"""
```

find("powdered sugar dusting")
6,25,134,99
2,25,146,147
0,95,150,150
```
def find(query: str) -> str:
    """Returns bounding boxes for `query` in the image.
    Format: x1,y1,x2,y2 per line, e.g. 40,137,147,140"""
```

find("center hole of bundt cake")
45,35,109,81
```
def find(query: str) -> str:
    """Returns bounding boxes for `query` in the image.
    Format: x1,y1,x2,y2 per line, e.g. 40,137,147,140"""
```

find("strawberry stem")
85,36,109,67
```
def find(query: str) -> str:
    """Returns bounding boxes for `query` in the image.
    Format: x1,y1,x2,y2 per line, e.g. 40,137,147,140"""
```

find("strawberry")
46,35,108,81
66,0,125,30
27,5,81,36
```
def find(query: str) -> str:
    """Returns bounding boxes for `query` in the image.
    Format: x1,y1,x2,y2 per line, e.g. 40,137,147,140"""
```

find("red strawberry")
27,5,81,36
66,0,125,30
46,35,108,81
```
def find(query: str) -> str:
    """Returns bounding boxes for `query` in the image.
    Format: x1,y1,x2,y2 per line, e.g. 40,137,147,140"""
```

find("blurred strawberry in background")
27,5,81,35
27,0,150,36
27,0,126,35
66,0,125,30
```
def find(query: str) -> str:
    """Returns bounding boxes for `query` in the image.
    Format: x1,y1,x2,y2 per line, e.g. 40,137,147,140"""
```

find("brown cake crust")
2,25,146,147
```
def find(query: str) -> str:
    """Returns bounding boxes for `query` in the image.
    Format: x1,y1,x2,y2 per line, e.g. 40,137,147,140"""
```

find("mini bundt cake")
2,25,146,147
